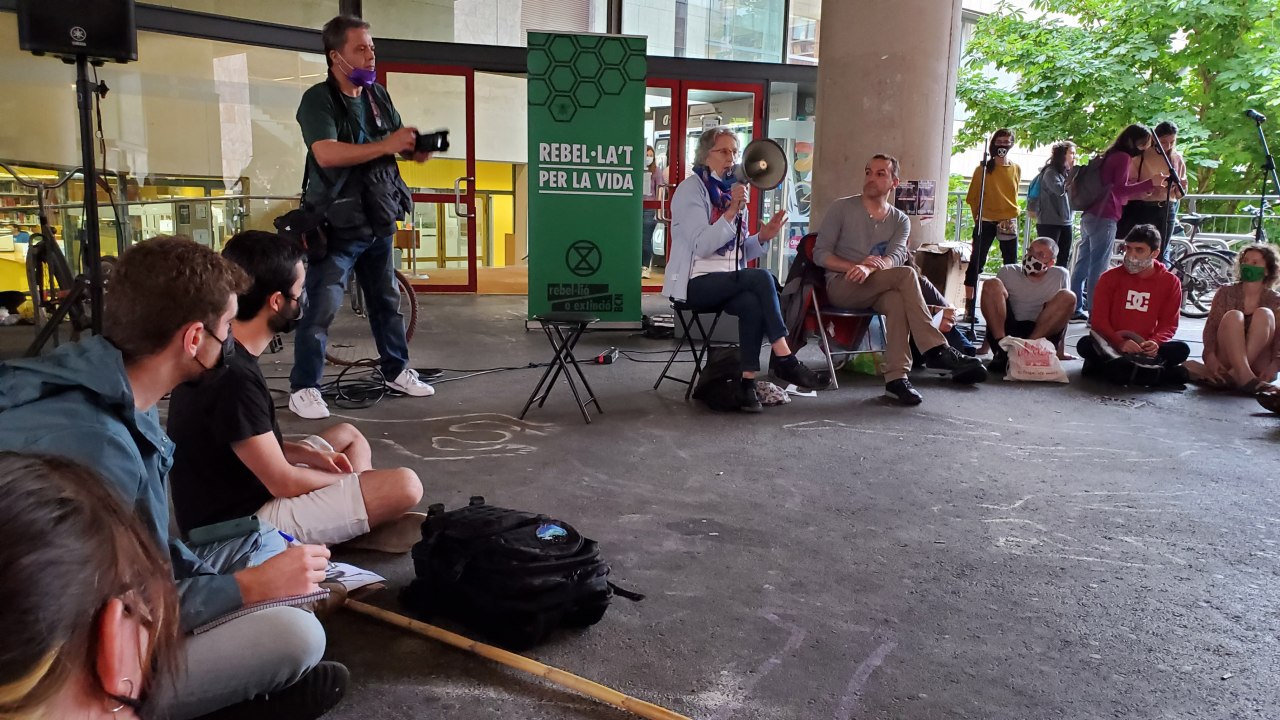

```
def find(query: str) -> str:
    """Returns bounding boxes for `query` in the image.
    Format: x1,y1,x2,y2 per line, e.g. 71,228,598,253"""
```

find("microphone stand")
1149,131,1182,261
1249,114,1280,243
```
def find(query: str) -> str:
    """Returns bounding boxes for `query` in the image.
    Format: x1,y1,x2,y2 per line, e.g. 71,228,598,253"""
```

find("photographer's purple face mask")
337,55,376,88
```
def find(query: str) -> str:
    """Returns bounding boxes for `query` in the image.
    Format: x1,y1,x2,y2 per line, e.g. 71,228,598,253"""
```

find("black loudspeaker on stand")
17,0,138,339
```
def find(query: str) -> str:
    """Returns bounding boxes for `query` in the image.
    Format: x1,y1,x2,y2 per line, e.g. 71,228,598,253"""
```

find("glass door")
642,80,678,292
381,64,477,292
641,79,766,292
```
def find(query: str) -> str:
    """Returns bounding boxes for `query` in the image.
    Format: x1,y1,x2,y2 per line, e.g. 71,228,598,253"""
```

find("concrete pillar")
811,0,964,248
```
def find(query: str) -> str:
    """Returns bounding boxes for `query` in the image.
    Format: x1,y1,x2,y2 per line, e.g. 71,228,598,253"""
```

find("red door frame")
644,78,767,292
379,62,477,292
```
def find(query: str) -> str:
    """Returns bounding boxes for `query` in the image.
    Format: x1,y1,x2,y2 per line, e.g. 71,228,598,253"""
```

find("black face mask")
197,329,235,372
268,295,304,335
994,146,1011,158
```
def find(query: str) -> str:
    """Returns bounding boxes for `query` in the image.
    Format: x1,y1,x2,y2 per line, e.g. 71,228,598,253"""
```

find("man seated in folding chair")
980,236,1077,374
815,153,988,405
663,125,824,412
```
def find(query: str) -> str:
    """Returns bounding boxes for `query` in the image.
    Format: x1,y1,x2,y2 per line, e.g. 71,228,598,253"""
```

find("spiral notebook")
192,588,330,636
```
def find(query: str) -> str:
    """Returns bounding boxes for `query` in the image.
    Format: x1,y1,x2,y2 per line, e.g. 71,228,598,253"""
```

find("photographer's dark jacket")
296,79,413,240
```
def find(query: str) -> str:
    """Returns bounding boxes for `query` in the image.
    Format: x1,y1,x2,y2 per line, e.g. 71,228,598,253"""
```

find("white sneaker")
641,266,652,279
289,387,330,420
387,368,435,397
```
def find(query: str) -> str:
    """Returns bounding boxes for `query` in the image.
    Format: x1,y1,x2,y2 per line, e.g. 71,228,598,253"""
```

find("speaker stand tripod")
28,55,107,356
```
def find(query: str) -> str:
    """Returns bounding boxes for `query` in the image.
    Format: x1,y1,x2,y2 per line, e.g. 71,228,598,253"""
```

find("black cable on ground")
264,344,717,408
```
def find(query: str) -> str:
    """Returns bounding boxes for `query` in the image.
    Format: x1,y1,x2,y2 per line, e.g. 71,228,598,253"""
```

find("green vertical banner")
527,32,646,322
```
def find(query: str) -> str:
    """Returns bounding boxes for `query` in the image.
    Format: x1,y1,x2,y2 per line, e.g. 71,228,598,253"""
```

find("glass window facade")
623,0,784,63
761,80,816,276
786,0,820,65
363,0,608,45
144,0,341,28
2,1,818,294
0,13,320,263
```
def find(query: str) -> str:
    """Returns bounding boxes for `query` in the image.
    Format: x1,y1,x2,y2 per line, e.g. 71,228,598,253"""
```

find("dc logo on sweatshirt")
1125,290,1151,312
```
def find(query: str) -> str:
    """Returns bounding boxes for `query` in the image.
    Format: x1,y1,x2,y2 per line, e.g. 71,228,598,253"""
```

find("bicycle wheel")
1174,251,1234,319
324,270,419,367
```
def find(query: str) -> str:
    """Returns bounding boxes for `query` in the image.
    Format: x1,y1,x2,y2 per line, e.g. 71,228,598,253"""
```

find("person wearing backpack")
1029,141,1076,268
963,129,1022,317
1119,121,1188,262
1068,124,1167,322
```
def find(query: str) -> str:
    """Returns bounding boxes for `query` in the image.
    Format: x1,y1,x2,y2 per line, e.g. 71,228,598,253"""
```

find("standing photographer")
289,15,436,420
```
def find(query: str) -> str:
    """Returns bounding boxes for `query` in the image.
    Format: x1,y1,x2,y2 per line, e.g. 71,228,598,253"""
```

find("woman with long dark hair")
1069,123,1167,320
964,129,1022,315
1031,140,1076,267
0,453,182,719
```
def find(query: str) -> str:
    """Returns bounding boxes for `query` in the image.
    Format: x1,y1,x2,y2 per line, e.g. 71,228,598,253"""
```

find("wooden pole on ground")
345,600,690,720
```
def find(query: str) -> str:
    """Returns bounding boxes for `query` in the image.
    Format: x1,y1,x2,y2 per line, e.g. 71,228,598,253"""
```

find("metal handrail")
945,189,1279,245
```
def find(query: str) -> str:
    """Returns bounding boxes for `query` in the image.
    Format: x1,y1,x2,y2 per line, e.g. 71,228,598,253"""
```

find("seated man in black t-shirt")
168,230,424,553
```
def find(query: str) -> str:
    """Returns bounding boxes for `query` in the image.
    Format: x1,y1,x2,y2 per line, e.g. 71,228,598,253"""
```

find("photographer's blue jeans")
291,233,411,390
685,269,786,373
1071,213,1118,313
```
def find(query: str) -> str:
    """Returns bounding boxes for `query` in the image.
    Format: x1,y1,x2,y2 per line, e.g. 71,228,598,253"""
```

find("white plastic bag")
1000,336,1068,383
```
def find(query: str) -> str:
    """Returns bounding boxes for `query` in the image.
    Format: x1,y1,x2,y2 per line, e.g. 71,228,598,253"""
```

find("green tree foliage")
956,0,1280,194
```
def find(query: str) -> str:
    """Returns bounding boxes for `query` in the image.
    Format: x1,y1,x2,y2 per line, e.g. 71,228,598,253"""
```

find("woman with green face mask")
1186,244,1280,395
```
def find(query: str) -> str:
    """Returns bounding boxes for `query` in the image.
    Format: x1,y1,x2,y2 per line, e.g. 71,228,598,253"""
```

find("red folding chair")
797,234,886,389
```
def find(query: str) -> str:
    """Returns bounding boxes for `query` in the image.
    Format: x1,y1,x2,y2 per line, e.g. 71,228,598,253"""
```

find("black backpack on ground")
400,497,642,650
691,346,743,412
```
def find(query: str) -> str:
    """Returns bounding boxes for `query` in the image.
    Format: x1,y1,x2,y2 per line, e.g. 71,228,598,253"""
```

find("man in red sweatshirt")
1076,224,1190,386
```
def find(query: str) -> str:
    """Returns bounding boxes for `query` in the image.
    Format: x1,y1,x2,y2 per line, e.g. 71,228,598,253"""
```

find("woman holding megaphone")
662,126,824,412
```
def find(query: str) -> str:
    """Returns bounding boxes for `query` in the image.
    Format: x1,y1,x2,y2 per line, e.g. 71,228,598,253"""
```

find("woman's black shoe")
884,378,924,405
772,358,825,390
738,378,763,413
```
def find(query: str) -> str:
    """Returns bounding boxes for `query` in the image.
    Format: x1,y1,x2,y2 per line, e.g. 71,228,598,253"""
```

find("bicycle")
1,163,116,354
1172,249,1237,319
322,269,419,367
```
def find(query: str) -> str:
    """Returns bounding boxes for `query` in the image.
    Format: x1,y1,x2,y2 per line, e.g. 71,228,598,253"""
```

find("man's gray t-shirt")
996,264,1069,321
814,195,911,282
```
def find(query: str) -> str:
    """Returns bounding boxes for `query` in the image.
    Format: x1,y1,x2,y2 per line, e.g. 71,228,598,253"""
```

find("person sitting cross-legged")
1076,224,1190,387
1185,243,1280,396
0,236,344,720
981,236,1077,374
168,231,424,553
816,153,988,405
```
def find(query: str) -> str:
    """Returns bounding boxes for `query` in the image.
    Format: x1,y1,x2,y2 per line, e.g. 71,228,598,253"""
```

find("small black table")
520,312,604,424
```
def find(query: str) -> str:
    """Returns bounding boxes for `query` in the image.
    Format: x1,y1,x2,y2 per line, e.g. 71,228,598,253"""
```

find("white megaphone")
732,138,789,189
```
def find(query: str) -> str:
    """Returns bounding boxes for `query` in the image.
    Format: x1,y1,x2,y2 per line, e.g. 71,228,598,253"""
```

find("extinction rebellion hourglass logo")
565,241,602,277
549,240,620,312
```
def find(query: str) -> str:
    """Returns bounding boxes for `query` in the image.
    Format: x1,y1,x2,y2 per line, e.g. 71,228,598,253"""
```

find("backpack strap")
301,78,360,207
607,581,645,602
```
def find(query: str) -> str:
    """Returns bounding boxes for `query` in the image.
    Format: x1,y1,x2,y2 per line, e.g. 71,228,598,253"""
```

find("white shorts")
256,435,370,546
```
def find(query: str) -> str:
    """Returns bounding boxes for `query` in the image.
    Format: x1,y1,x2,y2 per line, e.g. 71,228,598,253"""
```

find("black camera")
415,129,450,153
